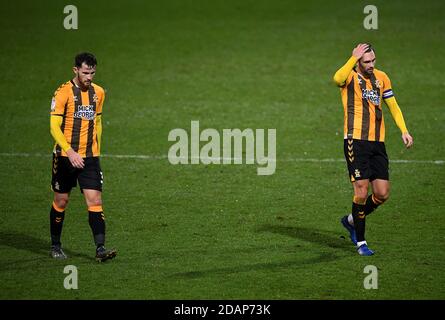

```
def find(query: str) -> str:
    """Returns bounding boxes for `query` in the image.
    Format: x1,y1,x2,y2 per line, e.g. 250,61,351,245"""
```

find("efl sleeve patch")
50,97,56,112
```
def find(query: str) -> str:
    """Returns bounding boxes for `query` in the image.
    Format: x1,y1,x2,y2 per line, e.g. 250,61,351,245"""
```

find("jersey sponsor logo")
362,88,380,106
74,105,95,120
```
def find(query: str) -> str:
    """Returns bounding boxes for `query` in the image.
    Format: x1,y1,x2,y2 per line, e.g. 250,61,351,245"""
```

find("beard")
359,65,374,77
76,76,91,88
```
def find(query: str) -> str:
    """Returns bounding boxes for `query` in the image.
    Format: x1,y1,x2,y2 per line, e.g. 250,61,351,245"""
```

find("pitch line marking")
0,152,443,165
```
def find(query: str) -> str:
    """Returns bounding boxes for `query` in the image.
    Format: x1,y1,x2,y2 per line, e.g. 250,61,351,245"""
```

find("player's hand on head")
402,132,414,149
66,148,85,168
352,43,369,60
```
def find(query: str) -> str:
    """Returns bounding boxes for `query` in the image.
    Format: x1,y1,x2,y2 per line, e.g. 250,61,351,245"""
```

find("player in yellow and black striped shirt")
49,52,116,262
51,79,104,158
333,43,414,256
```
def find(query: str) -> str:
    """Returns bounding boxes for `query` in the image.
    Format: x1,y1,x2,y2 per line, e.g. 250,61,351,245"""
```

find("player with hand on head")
333,43,413,256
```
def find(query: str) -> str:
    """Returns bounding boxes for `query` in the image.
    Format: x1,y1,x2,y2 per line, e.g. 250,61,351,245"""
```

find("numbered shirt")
51,80,105,157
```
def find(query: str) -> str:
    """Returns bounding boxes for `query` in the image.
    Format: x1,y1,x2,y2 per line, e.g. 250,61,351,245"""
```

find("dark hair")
74,52,97,68
365,43,375,54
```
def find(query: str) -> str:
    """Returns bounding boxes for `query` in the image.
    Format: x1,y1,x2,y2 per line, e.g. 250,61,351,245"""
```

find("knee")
355,186,369,200
54,196,69,210
86,195,102,208
374,190,390,203
89,199,102,207
83,190,103,208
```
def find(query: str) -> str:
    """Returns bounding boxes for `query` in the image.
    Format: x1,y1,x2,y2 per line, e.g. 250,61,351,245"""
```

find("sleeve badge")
50,97,56,112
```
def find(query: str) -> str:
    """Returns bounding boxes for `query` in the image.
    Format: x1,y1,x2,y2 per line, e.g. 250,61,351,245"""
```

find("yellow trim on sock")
353,196,366,205
52,201,65,213
372,194,384,205
88,205,103,213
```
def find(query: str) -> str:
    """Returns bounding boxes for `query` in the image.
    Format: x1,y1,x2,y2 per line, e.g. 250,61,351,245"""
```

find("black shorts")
344,138,389,182
51,154,103,193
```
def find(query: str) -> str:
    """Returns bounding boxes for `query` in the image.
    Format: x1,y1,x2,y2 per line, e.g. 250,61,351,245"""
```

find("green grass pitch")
0,0,444,299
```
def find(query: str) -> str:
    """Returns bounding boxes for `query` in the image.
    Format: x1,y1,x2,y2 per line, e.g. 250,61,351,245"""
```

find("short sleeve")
382,72,394,100
50,85,68,116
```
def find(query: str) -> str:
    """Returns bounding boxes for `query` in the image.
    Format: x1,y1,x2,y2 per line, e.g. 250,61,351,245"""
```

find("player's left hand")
402,132,413,149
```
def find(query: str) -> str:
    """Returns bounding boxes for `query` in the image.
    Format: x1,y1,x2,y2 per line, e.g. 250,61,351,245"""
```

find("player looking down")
49,52,116,262
333,43,413,256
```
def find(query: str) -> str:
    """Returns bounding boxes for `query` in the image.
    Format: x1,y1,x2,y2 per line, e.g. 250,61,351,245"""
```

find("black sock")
364,194,382,216
50,205,65,246
88,211,105,248
352,200,366,243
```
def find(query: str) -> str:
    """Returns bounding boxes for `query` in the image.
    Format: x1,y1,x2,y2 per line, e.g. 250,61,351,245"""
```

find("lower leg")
50,194,69,246
88,205,106,248
352,196,367,245
366,179,390,215
84,189,116,261
364,194,385,215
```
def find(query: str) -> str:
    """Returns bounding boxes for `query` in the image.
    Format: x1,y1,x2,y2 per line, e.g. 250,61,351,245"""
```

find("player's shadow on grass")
172,225,352,279
173,251,341,280
0,230,93,270
257,224,353,251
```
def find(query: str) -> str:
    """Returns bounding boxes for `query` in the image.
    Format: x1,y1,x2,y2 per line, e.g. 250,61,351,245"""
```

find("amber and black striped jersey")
50,80,105,157
340,68,394,142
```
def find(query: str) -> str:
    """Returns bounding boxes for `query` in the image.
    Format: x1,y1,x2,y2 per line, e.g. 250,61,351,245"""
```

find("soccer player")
333,43,413,256
49,52,117,262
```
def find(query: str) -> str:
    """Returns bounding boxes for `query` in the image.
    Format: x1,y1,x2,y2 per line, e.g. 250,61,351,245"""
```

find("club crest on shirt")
374,79,382,88
362,88,380,106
